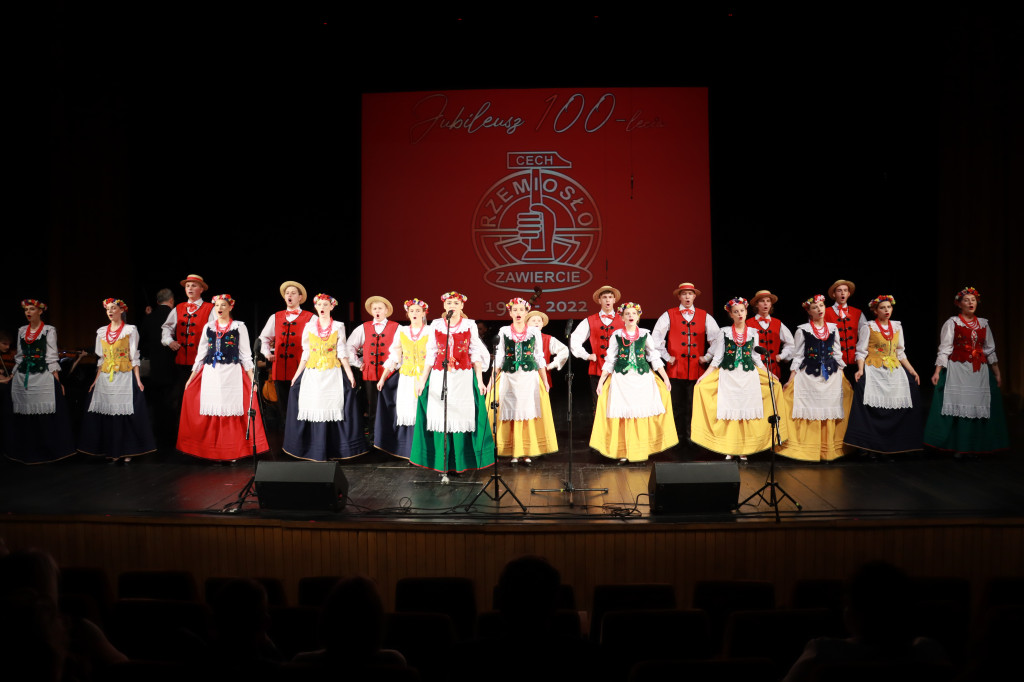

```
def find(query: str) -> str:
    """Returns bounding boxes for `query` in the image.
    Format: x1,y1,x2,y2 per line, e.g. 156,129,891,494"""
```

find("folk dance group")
1,276,1009,468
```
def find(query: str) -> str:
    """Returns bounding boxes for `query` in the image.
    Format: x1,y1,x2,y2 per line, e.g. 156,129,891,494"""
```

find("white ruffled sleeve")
547,336,569,371
237,323,254,372
934,318,956,368
981,318,998,364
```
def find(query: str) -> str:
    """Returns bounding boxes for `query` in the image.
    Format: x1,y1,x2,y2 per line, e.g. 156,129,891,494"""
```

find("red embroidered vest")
173,301,213,366
270,309,314,381
824,306,862,366
587,313,624,376
432,328,474,371
950,323,988,372
361,320,399,381
664,308,707,380
748,315,783,377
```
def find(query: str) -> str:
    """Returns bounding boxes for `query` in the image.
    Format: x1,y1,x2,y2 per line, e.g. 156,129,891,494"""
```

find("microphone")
565,318,573,336
534,286,542,295
445,309,454,321
753,345,768,355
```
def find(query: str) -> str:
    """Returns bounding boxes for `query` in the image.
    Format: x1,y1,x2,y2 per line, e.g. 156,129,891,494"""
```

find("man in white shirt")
824,279,869,382
258,281,313,431
346,296,400,440
569,285,623,409
651,282,720,446
161,274,215,407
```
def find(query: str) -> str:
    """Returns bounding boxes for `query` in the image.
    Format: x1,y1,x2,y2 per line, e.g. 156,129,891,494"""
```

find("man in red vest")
346,295,399,438
651,282,720,446
570,285,624,409
824,279,868,382
258,280,314,429
160,274,215,405
747,289,795,379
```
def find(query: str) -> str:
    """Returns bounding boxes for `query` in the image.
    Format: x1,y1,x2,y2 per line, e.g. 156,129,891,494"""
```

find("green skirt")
410,374,495,472
924,367,1009,453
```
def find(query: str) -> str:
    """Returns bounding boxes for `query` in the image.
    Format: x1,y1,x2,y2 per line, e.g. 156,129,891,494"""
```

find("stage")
2,413,1022,614
2,444,1023,523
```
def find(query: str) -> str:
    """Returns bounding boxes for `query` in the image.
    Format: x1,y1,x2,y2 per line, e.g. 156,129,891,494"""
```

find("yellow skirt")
690,367,789,456
776,375,855,462
486,373,559,458
589,375,679,461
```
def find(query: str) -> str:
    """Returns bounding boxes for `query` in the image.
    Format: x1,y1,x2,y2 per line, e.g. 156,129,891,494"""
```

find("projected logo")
473,152,601,293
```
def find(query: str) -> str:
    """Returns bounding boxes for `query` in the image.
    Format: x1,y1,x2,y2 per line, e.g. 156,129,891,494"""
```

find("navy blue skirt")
2,376,77,464
844,368,925,454
282,372,368,461
372,371,413,460
79,377,157,460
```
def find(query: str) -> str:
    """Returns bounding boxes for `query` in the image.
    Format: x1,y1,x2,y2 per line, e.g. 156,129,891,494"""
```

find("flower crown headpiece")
802,294,826,310
954,286,980,302
212,294,236,309
724,296,748,312
313,293,338,307
506,297,530,310
404,298,429,312
102,298,128,311
616,301,643,316
868,295,896,310
440,291,467,302
20,299,47,312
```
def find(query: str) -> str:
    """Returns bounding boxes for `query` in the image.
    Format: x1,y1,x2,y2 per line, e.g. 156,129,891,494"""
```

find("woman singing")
177,294,269,462
79,298,157,462
691,296,789,461
283,293,365,461
923,286,1009,456
2,299,76,464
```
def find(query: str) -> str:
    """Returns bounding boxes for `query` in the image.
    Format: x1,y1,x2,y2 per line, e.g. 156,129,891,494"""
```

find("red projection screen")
361,88,711,320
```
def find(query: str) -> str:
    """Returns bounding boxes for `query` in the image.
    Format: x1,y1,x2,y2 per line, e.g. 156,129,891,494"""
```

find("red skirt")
176,370,269,461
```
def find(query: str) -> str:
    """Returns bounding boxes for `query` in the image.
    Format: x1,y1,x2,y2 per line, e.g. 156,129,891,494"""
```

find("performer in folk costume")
747,290,795,379
526,309,569,390
570,285,625,409
283,294,365,461
409,291,495,473
924,287,1009,455
844,295,925,455
258,280,314,427
487,298,558,464
823,279,869,383
776,294,855,462
2,299,76,464
161,274,216,395
346,296,400,440
177,294,269,462
691,297,789,461
79,298,157,462
651,282,720,445
590,302,678,464
139,288,177,446
375,298,431,460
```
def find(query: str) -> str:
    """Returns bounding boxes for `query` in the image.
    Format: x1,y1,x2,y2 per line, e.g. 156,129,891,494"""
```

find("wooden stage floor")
3,416,1022,615
3,435,1023,525
4,363,1021,526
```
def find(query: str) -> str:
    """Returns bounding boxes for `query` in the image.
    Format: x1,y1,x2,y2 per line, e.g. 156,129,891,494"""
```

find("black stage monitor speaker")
648,461,740,513
254,461,348,511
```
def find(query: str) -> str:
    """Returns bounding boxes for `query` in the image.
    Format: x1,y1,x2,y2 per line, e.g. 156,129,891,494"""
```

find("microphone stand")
736,344,801,522
224,311,265,513
532,318,607,506
440,311,453,484
466,334,526,512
